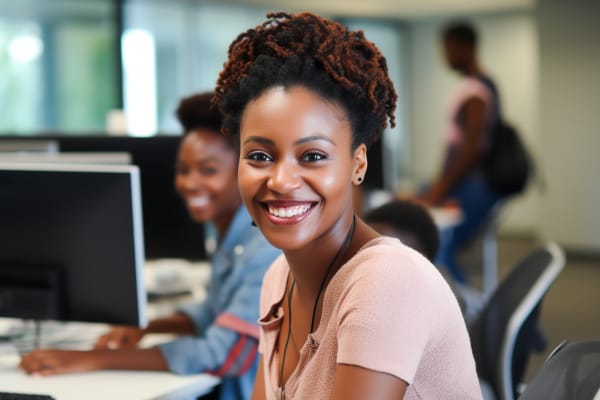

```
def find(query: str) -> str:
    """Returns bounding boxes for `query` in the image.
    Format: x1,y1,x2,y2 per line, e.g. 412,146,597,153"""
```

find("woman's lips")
262,201,315,224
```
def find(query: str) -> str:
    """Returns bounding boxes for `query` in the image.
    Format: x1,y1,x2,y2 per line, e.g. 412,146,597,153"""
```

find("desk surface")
0,322,220,400
428,205,463,230
0,348,219,400
362,189,464,230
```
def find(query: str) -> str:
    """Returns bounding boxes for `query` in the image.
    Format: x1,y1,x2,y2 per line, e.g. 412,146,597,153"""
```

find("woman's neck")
285,216,374,302
213,200,243,239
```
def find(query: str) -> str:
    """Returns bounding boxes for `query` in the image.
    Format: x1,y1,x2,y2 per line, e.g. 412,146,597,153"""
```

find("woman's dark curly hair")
175,91,234,147
175,92,219,131
213,11,397,150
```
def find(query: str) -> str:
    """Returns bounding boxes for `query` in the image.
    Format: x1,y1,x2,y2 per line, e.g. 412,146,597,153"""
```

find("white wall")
403,4,600,252
536,1,600,251
405,12,540,235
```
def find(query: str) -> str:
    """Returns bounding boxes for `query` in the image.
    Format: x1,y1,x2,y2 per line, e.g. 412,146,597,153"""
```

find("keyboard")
0,393,56,400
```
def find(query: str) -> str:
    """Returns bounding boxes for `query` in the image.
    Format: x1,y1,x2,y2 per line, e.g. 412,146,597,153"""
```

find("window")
0,0,406,167
0,0,118,134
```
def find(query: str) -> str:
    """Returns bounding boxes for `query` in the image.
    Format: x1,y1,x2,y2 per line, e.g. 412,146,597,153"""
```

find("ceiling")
0,0,537,21
224,0,536,19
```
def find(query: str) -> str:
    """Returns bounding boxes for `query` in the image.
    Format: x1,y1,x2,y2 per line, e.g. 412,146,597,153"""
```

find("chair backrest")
518,339,600,400
469,242,566,400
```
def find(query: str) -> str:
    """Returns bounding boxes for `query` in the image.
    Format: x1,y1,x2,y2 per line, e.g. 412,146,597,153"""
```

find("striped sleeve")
157,321,258,377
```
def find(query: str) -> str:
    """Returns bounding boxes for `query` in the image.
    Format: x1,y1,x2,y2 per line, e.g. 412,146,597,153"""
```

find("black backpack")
478,76,533,197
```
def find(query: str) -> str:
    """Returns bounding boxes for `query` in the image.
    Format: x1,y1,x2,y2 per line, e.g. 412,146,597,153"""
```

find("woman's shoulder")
338,236,452,299
350,236,432,275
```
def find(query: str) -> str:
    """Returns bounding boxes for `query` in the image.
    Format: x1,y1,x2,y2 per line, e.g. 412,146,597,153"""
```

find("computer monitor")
0,162,147,327
0,139,59,154
0,135,207,261
48,135,206,261
0,152,132,165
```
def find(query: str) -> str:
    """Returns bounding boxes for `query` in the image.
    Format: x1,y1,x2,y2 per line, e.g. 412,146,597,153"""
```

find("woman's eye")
245,151,272,162
201,167,218,176
175,165,189,175
301,152,327,162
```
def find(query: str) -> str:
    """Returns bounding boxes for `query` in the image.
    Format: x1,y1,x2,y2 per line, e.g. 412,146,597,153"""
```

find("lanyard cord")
309,214,356,335
278,214,356,399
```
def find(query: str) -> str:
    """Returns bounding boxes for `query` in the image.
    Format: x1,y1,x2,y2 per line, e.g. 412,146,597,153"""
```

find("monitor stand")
0,263,64,352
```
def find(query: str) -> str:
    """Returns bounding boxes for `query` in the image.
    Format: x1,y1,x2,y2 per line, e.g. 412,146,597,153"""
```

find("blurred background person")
417,20,504,287
364,199,440,263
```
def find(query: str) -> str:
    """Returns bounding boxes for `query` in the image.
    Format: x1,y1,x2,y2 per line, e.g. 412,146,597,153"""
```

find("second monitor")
0,162,147,327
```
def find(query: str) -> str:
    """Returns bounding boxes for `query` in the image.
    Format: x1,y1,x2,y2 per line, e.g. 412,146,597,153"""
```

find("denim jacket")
158,206,281,400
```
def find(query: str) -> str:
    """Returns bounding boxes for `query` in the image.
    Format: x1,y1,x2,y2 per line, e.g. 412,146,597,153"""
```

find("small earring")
356,176,363,184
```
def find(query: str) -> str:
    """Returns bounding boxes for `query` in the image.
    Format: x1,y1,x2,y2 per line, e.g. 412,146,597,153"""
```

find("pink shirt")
445,77,494,148
258,237,483,399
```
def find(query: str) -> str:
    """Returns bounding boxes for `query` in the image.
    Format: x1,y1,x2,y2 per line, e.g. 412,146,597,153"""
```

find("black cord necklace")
278,215,356,400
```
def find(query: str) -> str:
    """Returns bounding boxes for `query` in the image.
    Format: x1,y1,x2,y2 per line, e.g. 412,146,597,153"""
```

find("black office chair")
518,339,600,400
469,242,566,400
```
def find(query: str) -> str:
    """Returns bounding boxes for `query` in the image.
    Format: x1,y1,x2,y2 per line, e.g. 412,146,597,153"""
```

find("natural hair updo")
213,11,398,150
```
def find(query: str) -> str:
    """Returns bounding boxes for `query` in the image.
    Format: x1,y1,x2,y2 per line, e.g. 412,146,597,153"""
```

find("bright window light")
122,29,157,136
9,35,43,63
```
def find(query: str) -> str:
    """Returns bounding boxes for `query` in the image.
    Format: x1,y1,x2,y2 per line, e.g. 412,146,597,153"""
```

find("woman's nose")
178,171,201,192
266,160,301,194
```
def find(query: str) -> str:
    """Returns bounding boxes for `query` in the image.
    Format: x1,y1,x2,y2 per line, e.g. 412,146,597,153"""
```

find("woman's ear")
352,143,368,186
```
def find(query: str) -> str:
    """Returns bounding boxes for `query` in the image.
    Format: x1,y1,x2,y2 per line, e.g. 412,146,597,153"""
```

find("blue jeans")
435,173,502,284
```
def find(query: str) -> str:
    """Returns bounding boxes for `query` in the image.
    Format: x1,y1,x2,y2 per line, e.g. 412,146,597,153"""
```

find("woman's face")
175,129,241,233
238,85,366,251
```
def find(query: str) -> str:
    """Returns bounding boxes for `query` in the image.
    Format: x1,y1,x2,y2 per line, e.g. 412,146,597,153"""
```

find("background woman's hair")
175,91,223,134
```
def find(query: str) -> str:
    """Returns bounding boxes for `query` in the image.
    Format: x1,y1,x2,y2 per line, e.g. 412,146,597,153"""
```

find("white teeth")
268,204,311,218
189,196,209,207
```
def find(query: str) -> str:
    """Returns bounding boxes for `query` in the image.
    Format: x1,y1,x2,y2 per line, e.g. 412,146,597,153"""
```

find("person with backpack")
417,20,519,286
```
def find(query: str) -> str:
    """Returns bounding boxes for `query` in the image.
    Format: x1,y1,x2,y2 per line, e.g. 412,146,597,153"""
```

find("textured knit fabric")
158,206,281,400
258,236,483,399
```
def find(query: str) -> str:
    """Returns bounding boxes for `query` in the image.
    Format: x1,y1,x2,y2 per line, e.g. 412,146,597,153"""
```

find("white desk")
0,259,219,399
0,322,220,400
427,205,463,231
361,189,464,231
0,347,219,400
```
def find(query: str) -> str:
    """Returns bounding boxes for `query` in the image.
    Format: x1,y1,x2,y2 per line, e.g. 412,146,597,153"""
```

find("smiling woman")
213,11,483,400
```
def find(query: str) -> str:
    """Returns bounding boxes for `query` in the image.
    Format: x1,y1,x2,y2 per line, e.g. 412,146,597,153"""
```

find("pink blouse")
258,236,483,399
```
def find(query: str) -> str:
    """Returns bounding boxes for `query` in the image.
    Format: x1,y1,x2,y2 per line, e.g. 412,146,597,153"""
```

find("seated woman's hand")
19,349,104,376
94,326,144,349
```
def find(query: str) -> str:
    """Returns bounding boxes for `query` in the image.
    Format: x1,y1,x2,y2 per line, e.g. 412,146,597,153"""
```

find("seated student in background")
363,199,440,263
213,11,482,399
19,92,282,400
363,199,476,317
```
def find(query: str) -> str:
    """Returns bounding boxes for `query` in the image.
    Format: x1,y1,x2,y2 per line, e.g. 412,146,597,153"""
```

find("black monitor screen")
0,162,147,327
0,135,208,261
52,135,206,261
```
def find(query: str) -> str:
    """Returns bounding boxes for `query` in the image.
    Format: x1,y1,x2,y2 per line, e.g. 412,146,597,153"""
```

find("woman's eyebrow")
294,135,335,146
242,136,273,146
242,135,335,146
